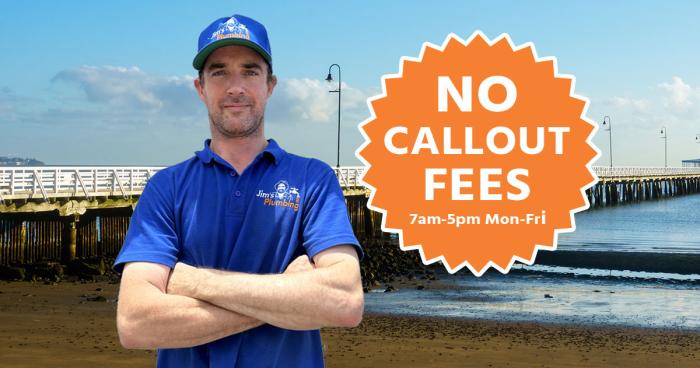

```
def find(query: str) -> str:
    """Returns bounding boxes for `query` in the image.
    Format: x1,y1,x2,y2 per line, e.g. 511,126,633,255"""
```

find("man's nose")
225,76,246,95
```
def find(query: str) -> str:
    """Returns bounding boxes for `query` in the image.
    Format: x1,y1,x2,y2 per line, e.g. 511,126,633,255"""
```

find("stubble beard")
210,109,264,139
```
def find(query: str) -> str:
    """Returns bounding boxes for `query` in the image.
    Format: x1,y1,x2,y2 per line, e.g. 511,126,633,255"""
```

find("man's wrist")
190,267,213,300
167,262,215,299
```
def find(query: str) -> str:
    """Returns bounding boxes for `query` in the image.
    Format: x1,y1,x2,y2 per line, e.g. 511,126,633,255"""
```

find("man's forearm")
118,274,263,349
171,260,363,331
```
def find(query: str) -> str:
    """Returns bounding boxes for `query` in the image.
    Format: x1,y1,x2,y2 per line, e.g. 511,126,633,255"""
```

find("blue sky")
2,1,700,166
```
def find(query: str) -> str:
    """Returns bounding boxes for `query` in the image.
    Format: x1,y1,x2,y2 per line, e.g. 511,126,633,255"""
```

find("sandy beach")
1,280,698,367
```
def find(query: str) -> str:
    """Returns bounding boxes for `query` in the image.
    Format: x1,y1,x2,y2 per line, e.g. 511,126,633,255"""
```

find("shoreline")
534,250,700,275
1,280,698,367
322,312,700,367
362,309,700,334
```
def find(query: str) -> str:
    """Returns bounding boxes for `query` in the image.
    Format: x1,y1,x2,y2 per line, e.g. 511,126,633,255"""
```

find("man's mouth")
223,104,250,111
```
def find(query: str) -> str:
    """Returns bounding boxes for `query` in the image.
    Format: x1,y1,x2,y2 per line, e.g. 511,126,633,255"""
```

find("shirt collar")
195,139,285,166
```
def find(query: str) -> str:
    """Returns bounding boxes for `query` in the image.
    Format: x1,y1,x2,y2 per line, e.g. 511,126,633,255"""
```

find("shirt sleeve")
301,162,363,260
113,170,179,273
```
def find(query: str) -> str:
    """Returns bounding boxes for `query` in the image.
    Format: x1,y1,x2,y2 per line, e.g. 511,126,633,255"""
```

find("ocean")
558,191,700,254
365,193,700,330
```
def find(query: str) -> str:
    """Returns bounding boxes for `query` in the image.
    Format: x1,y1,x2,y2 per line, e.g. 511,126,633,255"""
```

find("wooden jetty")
1,166,700,266
586,167,700,207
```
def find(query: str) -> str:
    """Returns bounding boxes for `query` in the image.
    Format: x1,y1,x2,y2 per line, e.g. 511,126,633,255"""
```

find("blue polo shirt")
114,139,362,368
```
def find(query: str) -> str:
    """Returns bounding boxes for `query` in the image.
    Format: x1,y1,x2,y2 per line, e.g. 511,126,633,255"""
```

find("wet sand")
1,280,698,367
323,315,700,367
0,280,152,367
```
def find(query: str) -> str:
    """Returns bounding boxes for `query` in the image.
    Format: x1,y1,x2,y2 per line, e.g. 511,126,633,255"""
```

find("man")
114,14,364,367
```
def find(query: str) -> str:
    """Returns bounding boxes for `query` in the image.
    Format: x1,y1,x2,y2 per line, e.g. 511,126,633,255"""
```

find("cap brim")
193,38,272,70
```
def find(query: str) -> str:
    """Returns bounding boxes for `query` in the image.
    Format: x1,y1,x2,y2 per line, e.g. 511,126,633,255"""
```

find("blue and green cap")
193,14,272,71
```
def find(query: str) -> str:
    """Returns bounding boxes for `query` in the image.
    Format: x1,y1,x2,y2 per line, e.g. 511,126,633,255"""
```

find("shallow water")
367,195,700,330
365,272,700,330
558,193,700,253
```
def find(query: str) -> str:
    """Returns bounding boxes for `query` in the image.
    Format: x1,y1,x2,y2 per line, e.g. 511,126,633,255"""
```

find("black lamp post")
660,127,667,168
602,116,612,167
326,64,341,168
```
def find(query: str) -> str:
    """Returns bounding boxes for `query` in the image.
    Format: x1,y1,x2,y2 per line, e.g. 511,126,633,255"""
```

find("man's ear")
267,74,278,97
194,78,206,103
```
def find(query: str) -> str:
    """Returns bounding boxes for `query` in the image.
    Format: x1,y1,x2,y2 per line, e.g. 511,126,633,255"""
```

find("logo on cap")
211,17,250,41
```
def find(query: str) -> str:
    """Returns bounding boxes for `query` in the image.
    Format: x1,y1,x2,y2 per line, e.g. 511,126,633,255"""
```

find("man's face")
194,45,277,139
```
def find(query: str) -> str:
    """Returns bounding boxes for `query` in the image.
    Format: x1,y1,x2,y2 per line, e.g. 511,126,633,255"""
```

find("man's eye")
244,70,259,76
211,70,226,76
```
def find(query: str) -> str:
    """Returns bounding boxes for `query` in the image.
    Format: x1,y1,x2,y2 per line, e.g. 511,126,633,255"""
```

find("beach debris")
0,265,26,280
416,284,425,290
66,258,106,278
544,294,553,299
384,285,396,293
83,294,107,302
25,262,64,282
357,237,436,289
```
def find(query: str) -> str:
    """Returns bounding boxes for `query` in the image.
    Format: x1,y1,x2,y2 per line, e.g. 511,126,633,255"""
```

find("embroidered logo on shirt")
256,180,301,211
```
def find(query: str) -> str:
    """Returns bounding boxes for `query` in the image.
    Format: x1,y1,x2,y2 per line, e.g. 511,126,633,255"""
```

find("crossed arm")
116,245,363,349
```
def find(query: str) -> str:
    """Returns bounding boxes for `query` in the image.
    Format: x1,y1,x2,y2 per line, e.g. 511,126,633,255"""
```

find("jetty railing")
0,167,160,201
4,166,700,203
595,167,700,179
1,166,369,202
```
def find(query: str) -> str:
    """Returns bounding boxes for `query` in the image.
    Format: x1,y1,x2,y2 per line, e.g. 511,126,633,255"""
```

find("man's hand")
167,262,208,298
284,255,315,274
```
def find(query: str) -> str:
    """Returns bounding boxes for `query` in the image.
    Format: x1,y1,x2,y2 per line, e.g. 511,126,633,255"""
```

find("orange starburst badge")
356,32,600,275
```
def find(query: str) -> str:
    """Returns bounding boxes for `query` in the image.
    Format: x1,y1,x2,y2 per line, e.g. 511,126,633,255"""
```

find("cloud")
657,76,696,111
606,96,650,111
6,65,698,167
590,76,700,166
52,65,202,117
0,87,44,124
47,67,377,128
600,76,700,125
1,65,378,165
267,78,376,125
0,87,18,116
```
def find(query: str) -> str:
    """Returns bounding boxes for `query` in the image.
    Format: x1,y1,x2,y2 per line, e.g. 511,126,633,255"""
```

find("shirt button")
234,191,242,197
230,171,237,177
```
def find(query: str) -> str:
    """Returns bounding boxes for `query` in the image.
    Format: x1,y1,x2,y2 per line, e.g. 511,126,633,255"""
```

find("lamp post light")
602,115,612,167
325,64,341,168
660,127,667,168
696,134,700,158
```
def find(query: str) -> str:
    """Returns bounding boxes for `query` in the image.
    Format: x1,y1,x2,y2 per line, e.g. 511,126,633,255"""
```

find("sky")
1,0,700,167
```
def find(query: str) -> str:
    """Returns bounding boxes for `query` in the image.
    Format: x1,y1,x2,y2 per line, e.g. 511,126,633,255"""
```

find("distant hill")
0,156,45,166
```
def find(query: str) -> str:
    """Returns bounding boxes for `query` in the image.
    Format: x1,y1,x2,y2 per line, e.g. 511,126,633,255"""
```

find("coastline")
1,280,698,367
534,250,700,275
323,313,700,367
